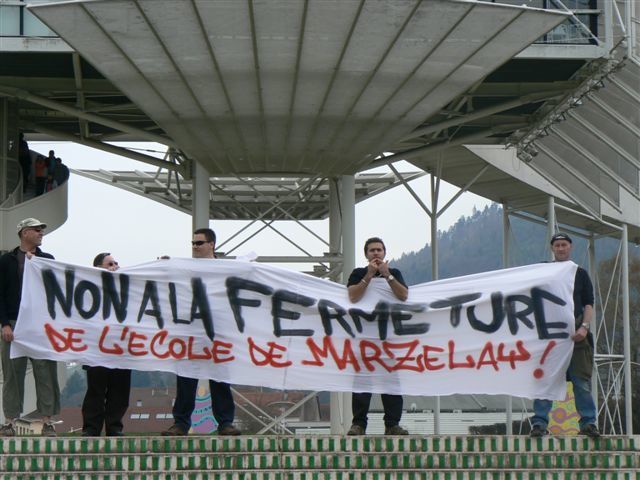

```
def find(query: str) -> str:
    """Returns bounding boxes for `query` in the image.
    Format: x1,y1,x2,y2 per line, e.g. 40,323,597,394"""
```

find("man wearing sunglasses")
0,218,60,436
81,253,131,437
161,228,241,436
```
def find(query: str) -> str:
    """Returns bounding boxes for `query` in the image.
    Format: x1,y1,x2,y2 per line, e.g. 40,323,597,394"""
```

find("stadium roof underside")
9,0,638,240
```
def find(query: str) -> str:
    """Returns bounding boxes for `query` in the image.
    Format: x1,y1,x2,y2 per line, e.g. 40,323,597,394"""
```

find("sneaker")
41,423,56,437
579,424,601,438
217,424,241,436
346,424,366,436
0,423,15,436
530,424,548,437
161,423,189,436
384,425,409,435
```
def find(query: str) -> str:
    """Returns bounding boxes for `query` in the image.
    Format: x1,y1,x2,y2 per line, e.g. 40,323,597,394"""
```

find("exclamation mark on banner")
533,341,556,379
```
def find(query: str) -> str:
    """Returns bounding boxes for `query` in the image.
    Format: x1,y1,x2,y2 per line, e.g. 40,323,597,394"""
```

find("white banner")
13,257,577,400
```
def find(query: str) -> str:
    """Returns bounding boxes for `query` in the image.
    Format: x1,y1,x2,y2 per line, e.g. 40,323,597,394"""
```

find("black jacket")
0,246,54,327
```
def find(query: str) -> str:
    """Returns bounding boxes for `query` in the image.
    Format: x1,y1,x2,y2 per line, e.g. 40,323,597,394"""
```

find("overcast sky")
31,141,491,269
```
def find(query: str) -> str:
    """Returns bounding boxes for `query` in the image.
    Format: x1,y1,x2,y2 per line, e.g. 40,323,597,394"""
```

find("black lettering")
318,299,354,337
505,294,534,335
137,280,163,328
348,301,390,340
191,278,214,340
531,287,569,339
101,271,129,322
430,293,481,327
169,282,189,324
272,290,315,337
226,277,273,333
467,292,504,333
42,268,75,318
73,280,100,319
391,303,428,336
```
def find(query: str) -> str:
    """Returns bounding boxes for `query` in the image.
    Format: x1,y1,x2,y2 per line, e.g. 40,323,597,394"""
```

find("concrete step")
0,469,637,480
1,435,637,454
0,452,637,471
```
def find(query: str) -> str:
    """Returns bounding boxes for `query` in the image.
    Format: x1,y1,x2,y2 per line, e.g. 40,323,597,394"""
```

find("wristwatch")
387,275,395,282
581,323,590,330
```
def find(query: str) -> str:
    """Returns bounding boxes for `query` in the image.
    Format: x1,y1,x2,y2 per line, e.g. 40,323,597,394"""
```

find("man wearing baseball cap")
0,218,60,436
530,232,600,438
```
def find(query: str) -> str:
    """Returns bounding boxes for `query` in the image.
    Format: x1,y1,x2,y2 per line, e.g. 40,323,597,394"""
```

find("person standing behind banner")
530,232,600,438
161,228,241,437
81,253,131,437
346,237,409,436
0,218,60,436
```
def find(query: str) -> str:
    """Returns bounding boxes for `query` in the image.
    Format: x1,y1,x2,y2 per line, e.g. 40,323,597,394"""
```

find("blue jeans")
172,376,235,430
532,365,596,429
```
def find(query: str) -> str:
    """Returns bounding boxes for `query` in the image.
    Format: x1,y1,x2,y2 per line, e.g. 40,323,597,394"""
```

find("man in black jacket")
0,218,60,436
346,237,409,436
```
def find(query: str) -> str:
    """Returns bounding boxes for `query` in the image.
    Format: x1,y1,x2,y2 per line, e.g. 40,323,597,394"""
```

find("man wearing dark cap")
0,218,60,436
530,232,600,438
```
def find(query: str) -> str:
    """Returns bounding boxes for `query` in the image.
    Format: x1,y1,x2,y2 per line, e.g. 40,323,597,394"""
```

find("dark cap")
550,232,572,244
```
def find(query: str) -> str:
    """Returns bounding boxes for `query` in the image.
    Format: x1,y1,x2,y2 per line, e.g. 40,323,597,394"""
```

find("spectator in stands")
0,218,60,437
161,228,241,437
52,158,70,188
34,155,48,196
81,253,131,437
18,134,30,193
346,237,409,436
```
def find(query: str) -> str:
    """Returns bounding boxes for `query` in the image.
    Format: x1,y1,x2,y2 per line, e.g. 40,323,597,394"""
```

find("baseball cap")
17,218,47,234
550,232,572,244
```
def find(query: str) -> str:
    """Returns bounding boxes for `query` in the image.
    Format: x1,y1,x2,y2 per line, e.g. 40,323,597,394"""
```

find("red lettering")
98,326,124,354
476,342,499,371
150,330,170,359
247,337,292,367
44,323,86,352
422,345,445,371
496,340,531,369
187,336,212,360
383,340,423,372
360,340,391,372
127,331,148,356
302,337,360,371
168,338,186,359
211,340,234,363
448,340,475,369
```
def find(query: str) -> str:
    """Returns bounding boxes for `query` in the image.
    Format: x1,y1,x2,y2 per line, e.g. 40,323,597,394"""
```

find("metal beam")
22,121,186,174
0,84,176,147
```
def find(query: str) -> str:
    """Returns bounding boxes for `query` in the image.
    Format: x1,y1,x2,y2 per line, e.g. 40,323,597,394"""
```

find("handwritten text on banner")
13,258,577,400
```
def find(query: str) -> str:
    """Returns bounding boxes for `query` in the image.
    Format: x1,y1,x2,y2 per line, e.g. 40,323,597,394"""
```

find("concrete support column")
430,174,441,434
329,177,344,433
192,160,210,231
621,224,633,434
547,197,556,260
502,206,513,434
0,98,7,201
339,175,355,432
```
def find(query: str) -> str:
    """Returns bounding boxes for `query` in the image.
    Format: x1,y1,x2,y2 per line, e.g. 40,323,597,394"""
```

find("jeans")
172,375,235,430
532,364,596,429
352,393,403,428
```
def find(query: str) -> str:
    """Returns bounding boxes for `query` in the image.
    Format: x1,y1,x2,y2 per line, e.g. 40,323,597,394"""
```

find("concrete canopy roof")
30,0,568,176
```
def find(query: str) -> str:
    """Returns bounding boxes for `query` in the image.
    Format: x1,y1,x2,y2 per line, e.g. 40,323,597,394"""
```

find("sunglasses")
191,240,210,246
106,261,119,267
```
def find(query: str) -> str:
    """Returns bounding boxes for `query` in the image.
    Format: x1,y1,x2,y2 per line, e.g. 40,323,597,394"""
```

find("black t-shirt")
573,266,594,320
347,267,407,288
